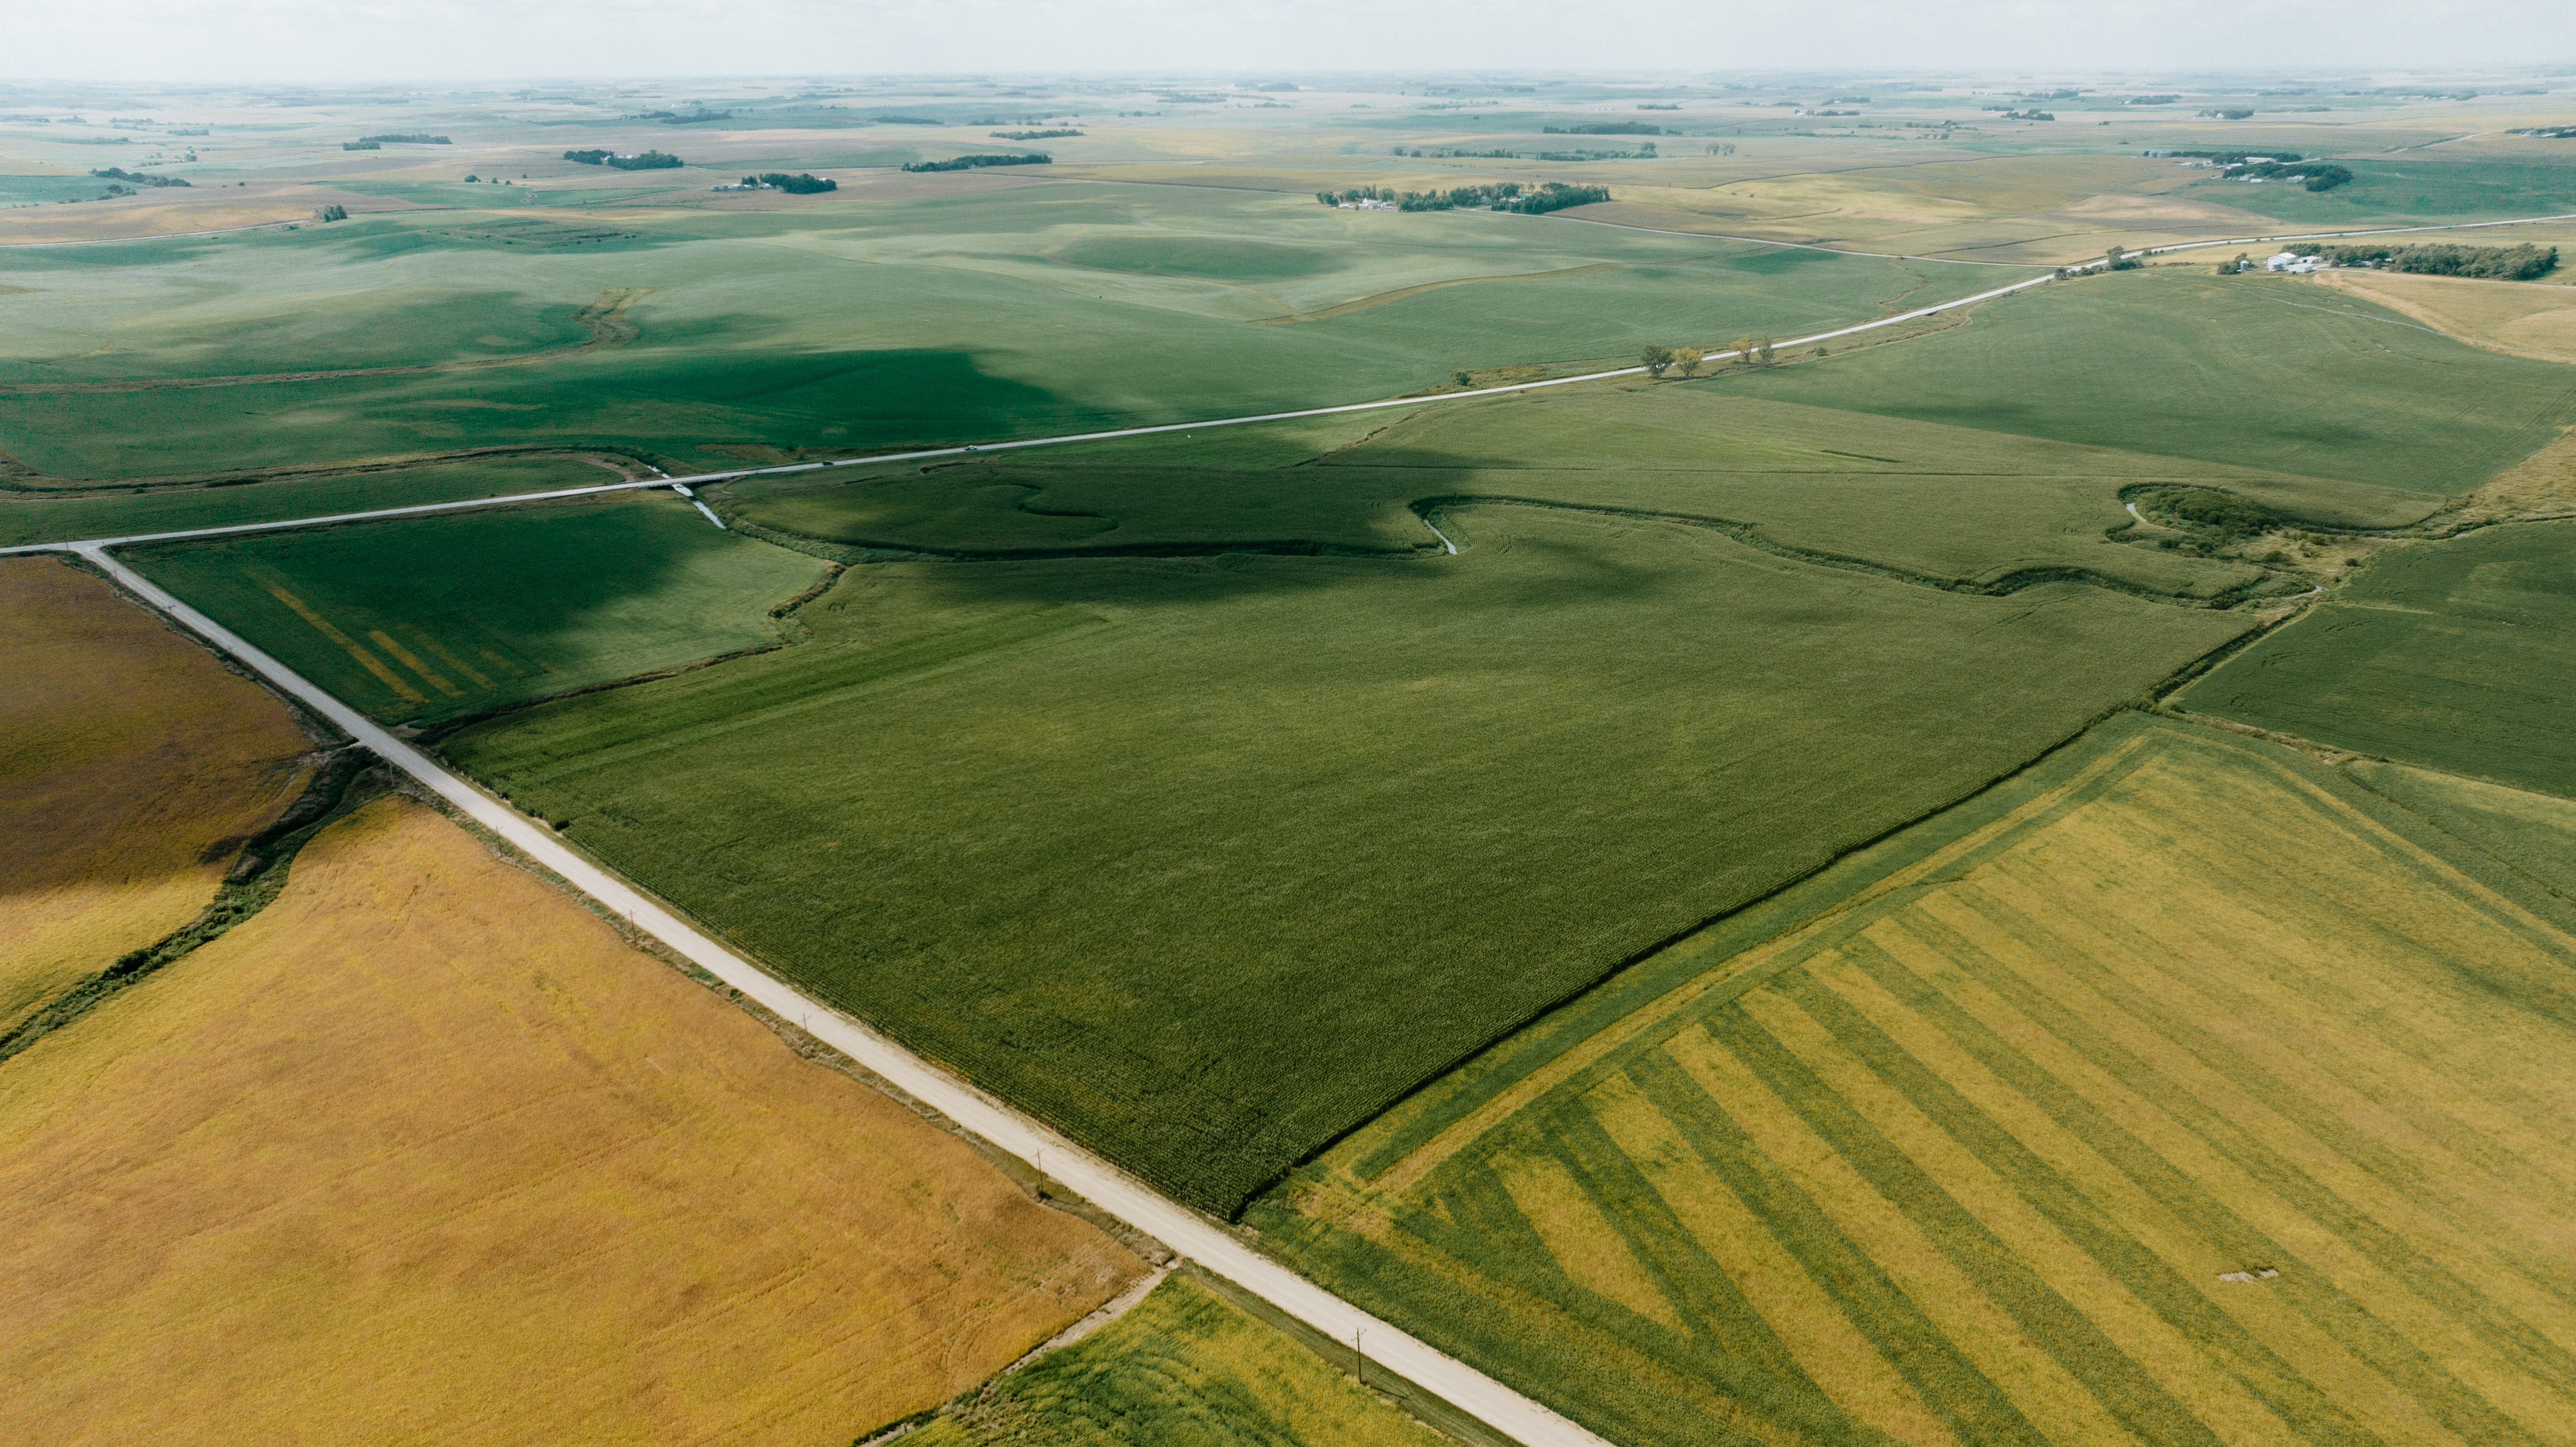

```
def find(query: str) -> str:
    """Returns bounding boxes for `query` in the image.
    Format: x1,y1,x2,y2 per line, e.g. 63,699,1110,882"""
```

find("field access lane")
73,543,1616,1447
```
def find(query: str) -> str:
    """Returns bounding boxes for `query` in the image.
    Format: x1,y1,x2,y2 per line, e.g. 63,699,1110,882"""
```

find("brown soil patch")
0,556,312,1031
0,795,1145,1446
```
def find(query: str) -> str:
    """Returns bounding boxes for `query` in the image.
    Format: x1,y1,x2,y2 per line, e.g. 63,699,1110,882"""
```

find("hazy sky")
11,0,2575,83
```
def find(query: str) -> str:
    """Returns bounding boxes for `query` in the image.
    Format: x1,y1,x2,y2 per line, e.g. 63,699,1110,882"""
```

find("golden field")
2310,268,2576,363
0,795,1145,1446
0,555,312,1030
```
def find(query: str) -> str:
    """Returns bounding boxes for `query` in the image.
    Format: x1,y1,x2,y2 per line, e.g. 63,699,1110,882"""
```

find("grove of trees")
902,152,1051,172
1315,182,1610,214
2290,241,2557,279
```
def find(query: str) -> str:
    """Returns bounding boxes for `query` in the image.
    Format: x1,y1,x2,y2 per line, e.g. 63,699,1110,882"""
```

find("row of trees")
89,167,188,188
360,133,449,144
1315,182,1611,214
1641,337,1782,378
562,149,684,170
902,152,1051,172
743,171,837,193
2291,241,2557,279
1545,121,1661,135
1535,145,1654,161
2230,160,2352,192
992,128,1081,140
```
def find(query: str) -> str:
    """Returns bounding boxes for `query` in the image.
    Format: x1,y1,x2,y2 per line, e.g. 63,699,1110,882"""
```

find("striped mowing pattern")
1279,720,2576,1447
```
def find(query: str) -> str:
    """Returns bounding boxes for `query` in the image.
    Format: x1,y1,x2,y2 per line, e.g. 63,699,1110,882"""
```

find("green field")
0,454,624,548
2176,519,2576,798
2192,156,2576,226
394,501,2253,1214
1706,269,2576,516
914,1274,1447,1447
1250,712,2576,1447
0,184,2024,481
126,491,827,724
726,385,2307,598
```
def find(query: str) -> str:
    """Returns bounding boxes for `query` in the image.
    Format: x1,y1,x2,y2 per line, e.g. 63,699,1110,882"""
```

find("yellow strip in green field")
366,629,461,696
255,580,424,703
1273,715,2576,1447
1586,1074,1961,1447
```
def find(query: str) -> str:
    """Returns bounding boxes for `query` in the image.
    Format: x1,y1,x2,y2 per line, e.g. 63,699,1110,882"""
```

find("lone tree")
1642,343,1677,378
1674,347,1706,378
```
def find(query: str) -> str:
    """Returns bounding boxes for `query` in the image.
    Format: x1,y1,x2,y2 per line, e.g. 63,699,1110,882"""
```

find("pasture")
0,556,311,1032
915,1274,1447,1447
1251,713,2576,1447
0,796,1145,1447
424,503,2251,1213
127,489,828,724
2175,519,2576,799
1708,268,2576,515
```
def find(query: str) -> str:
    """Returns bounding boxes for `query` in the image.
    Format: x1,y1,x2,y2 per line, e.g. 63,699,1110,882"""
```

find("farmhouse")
2266,251,2320,273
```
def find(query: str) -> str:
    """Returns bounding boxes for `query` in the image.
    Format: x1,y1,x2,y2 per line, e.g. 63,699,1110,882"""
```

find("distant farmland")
2177,519,2576,798
0,796,1144,1446
1253,714,2576,1447
1711,269,2576,514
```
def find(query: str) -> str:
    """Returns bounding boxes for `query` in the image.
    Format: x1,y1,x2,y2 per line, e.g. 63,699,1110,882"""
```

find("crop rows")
1259,719,2576,1446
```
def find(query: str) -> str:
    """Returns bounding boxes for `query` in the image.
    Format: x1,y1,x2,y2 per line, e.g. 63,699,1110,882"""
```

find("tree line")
361,133,450,144
902,152,1052,172
2230,160,2352,192
1316,182,1610,214
563,149,684,170
1545,121,1661,135
742,172,837,193
992,128,1081,140
88,167,188,188
2290,241,2557,279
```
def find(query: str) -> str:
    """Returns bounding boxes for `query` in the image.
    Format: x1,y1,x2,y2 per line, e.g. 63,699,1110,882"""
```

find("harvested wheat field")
1256,713,2576,1447
0,795,1144,1447
0,555,313,1031
2312,269,2576,362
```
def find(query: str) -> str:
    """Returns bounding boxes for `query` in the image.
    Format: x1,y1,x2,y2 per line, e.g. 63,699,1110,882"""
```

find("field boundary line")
70,541,1617,1447
0,273,2056,558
